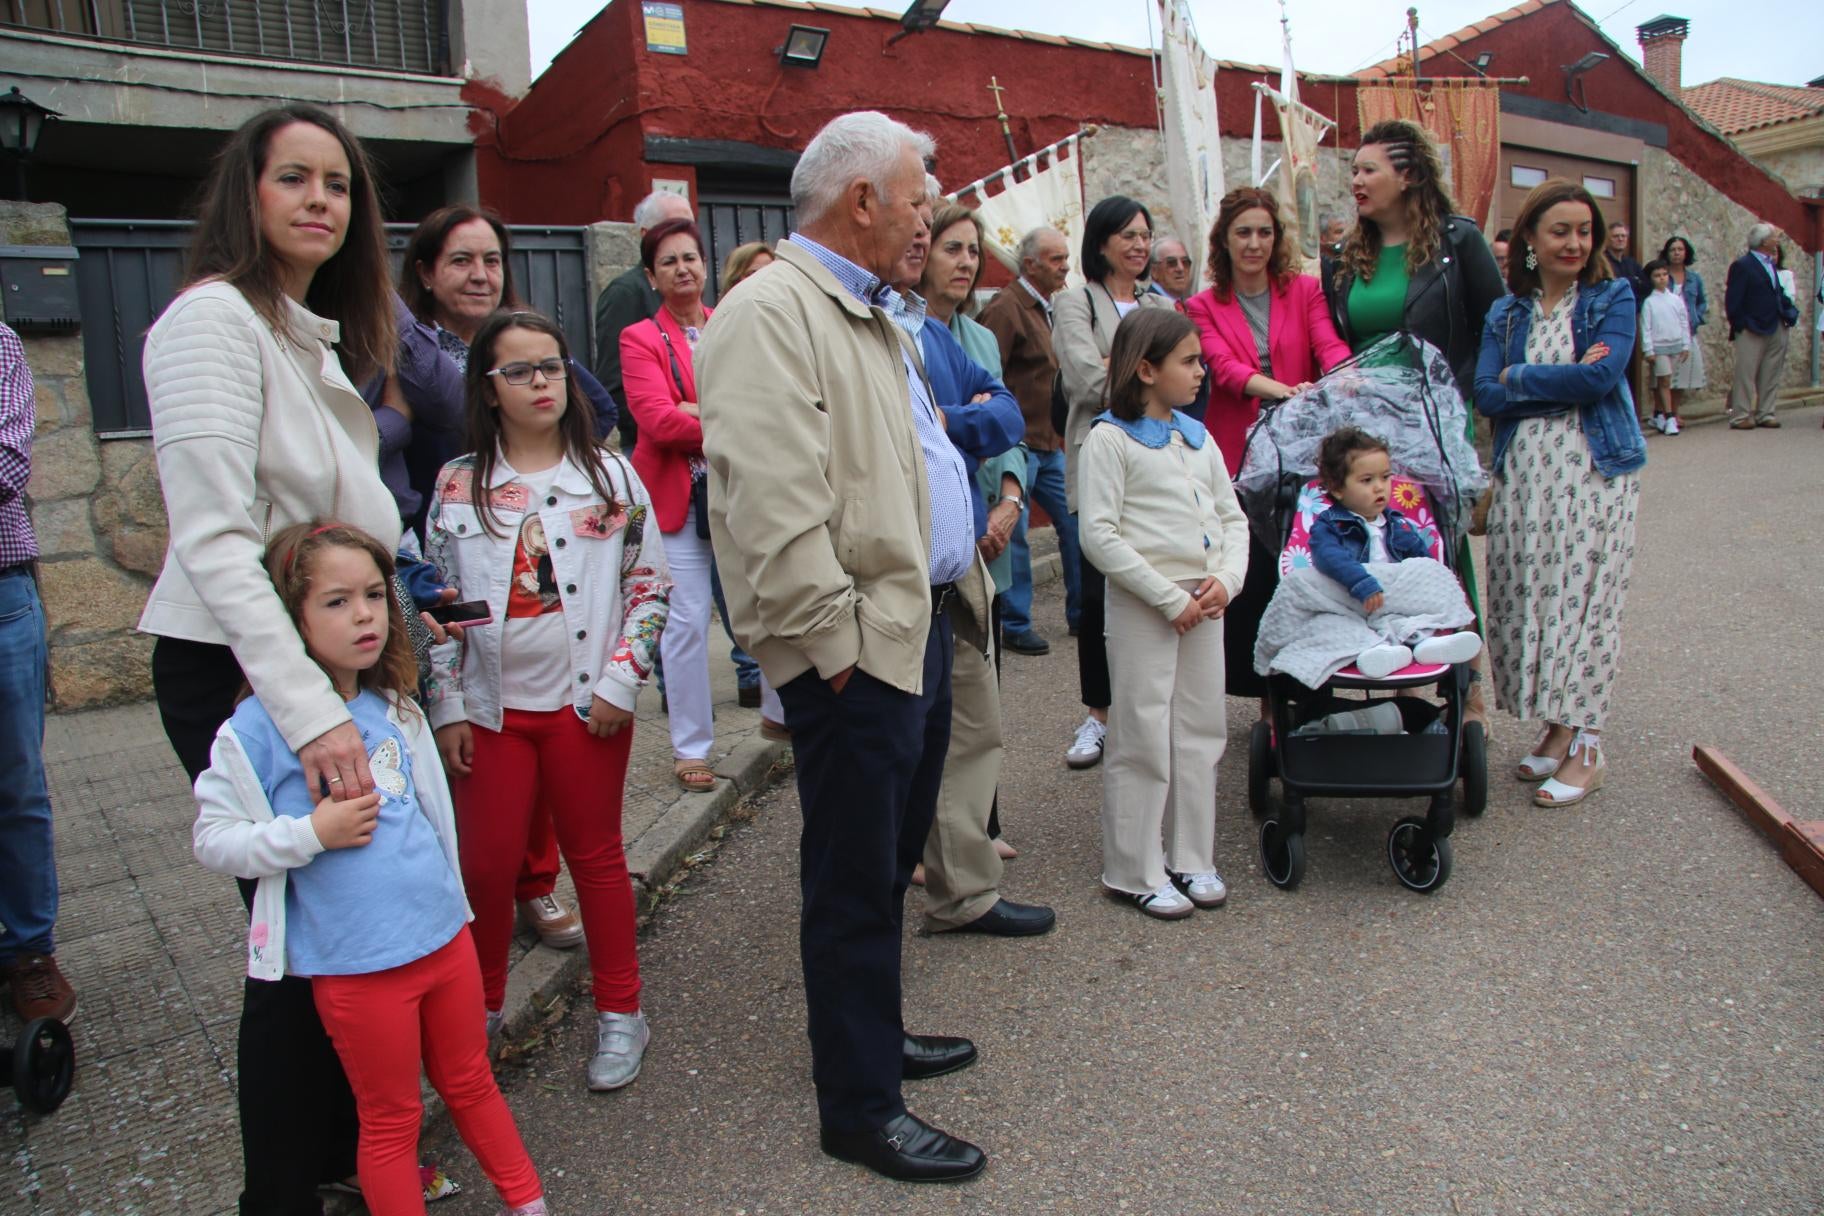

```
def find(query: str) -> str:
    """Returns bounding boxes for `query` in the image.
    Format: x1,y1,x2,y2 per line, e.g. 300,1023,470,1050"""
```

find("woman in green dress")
1323,119,1505,731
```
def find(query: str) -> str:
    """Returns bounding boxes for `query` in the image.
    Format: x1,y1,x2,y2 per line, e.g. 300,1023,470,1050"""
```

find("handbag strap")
657,327,688,398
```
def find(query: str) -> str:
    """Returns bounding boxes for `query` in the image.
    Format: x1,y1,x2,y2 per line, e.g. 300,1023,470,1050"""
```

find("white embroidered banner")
1159,0,1225,289
949,133,1087,291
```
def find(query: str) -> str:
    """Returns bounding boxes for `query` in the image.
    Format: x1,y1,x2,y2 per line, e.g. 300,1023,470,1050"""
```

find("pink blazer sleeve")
619,319,705,453
1298,276,1353,372
1185,290,1259,398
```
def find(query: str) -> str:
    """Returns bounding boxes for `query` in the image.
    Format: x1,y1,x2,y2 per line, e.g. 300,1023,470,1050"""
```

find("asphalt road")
427,408,1824,1216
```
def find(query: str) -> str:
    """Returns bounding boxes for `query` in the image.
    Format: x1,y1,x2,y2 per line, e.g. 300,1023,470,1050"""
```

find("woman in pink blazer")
1184,187,1352,708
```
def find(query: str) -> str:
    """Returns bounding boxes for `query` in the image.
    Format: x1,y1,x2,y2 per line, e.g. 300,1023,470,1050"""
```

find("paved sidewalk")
2,534,1065,1215
1,640,786,1215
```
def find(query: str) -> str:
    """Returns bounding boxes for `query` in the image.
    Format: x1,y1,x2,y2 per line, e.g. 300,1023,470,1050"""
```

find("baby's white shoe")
1413,632,1482,666
1355,643,1413,678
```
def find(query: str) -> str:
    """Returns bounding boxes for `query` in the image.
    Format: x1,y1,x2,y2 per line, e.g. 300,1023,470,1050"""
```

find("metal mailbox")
0,245,81,333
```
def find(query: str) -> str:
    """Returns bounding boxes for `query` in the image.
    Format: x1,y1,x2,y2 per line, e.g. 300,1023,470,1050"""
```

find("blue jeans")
1002,446,1082,636
710,556,761,689
0,567,55,964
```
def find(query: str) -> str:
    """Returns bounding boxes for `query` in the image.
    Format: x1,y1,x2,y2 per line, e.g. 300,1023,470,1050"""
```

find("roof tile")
1683,78,1824,135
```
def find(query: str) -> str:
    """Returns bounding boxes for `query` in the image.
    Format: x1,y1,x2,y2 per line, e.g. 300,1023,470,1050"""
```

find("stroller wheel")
1247,719,1273,818
1460,721,1488,818
1260,818,1306,890
6,1017,75,1115
1387,817,1453,893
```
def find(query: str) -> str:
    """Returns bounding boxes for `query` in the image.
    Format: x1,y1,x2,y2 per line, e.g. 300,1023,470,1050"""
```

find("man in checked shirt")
0,321,75,1025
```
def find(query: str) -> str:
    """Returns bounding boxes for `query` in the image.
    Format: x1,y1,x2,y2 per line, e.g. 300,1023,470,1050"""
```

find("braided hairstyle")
1336,120,1457,289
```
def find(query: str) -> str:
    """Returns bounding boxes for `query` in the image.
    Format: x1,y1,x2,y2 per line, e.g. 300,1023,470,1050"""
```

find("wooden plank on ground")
1694,745,1824,901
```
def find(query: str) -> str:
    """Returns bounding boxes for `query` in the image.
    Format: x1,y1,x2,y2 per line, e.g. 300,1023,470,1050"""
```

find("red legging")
454,708,641,1013
312,928,541,1215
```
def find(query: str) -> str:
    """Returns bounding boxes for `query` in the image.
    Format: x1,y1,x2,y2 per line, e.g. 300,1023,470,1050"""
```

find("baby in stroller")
1255,426,1480,687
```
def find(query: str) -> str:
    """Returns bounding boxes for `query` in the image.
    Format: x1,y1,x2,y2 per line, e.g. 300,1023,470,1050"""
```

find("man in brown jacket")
976,226,1080,654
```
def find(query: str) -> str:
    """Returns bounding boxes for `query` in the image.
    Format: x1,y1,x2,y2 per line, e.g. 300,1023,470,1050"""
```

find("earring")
1524,249,1538,271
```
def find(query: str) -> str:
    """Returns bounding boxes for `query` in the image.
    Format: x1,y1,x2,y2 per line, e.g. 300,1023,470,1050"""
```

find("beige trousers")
1100,581,1226,895
922,625,1004,929
1729,327,1789,423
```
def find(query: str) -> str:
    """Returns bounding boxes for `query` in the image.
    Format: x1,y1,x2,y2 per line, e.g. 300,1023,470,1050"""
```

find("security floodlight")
1562,51,1609,112
1564,51,1609,75
1471,52,1494,75
778,25,829,68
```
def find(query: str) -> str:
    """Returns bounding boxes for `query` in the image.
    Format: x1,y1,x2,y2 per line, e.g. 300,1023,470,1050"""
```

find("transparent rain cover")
1233,332,1488,545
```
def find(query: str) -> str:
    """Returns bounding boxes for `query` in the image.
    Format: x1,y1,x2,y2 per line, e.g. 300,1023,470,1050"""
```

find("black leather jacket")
1323,215,1506,401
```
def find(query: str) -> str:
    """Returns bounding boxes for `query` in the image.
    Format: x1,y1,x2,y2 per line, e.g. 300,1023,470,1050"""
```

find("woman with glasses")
1052,195,1178,771
392,205,618,956
622,218,783,792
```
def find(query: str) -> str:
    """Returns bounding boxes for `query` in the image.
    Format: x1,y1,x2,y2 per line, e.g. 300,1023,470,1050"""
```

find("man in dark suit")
977,226,1081,656
591,189,693,454
1604,221,1645,299
1723,222,1800,429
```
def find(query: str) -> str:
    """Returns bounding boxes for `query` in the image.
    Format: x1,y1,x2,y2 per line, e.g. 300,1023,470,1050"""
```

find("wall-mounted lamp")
0,87,60,202
1471,51,1494,76
777,24,830,68
900,0,951,32
1562,51,1609,112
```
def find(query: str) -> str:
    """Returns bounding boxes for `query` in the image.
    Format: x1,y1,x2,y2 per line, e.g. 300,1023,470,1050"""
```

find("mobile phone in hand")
426,599,493,627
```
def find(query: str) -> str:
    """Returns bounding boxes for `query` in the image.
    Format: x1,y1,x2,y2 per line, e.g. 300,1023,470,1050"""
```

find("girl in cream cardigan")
1078,310,1249,921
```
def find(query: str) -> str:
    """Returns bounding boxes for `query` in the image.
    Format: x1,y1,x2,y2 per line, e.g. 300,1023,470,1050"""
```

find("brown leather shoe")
1729,419,1756,430
1756,418,1781,428
517,894,584,949
759,717,791,742
3,953,76,1023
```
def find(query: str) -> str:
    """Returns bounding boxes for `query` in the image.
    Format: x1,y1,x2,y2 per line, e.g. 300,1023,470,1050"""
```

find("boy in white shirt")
1639,259,1692,435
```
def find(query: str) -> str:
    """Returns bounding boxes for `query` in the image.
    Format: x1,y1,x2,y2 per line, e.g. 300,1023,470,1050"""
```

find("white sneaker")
1664,416,1681,436
1355,643,1413,679
1179,871,1228,909
1120,882,1194,920
1412,632,1483,666
1065,716,1107,769
1651,413,1667,433
502,1201,548,1216
588,1010,650,1091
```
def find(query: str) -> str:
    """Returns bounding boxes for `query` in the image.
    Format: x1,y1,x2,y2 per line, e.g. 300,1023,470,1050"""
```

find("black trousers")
775,616,953,1133
1223,531,1280,700
152,636,359,1216
1072,519,1111,710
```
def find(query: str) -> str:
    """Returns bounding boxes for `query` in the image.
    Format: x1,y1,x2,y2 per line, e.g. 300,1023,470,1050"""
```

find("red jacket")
620,305,711,533
1184,275,1350,475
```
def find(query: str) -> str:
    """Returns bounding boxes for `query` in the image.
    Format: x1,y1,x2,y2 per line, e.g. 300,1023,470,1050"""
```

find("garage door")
1497,147,1635,253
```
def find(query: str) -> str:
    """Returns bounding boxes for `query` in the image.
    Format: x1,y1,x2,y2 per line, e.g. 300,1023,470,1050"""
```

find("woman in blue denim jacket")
1475,179,1646,810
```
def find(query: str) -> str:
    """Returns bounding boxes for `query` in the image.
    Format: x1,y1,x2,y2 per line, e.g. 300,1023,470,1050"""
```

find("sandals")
673,760,718,793
1534,732,1606,807
1516,727,1570,781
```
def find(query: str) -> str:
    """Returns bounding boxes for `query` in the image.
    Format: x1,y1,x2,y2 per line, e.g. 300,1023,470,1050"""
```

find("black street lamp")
0,87,61,201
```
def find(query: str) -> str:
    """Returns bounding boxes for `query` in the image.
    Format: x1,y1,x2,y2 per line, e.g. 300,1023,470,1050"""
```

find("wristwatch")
1000,494,1023,510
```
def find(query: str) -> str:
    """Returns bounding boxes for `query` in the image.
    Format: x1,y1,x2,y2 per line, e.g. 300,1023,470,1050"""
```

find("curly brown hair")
1205,187,1297,301
260,522,421,718
1316,425,1390,494
1335,120,1456,290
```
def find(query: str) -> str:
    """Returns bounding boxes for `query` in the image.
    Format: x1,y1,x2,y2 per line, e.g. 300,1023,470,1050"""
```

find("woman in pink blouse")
1184,187,1351,709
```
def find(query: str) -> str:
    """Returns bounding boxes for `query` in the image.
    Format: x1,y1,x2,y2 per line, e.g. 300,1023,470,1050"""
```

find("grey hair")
925,173,944,204
1747,221,1779,249
633,189,692,231
1015,225,1064,269
1319,213,1346,233
791,111,936,222
1150,234,1188,263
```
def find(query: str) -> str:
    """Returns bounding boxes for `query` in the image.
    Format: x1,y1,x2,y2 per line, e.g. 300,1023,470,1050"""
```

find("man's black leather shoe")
902,1033,976,1080
820,1111,987,1182
950,898,1056,937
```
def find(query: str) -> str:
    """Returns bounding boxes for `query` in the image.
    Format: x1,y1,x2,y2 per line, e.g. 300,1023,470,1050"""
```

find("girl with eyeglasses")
423,310,672,1092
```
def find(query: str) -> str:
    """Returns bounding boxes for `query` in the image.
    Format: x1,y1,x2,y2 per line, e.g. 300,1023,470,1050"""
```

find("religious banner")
1357,80,1501,229
949,133,1087,291
1158,0,1224,288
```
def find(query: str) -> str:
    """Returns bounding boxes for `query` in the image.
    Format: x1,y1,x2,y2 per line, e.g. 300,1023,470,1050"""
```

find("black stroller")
1233,334,1490,894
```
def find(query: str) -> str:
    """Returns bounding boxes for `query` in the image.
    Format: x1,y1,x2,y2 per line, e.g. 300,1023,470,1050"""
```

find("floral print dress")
1485,284,1642,730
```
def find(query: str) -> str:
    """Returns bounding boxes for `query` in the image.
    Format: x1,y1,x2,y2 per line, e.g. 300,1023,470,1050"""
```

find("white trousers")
661,507,715,761
1101,580,1227,894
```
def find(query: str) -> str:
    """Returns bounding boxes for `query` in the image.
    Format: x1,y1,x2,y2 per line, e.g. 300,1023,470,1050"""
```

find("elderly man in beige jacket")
697,111,991,1185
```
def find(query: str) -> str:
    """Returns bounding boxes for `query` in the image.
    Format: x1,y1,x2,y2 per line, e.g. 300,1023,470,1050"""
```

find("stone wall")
1756,145,1824,197
1,202,160,710
1080,126,1354,262
1638,146,1818,396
